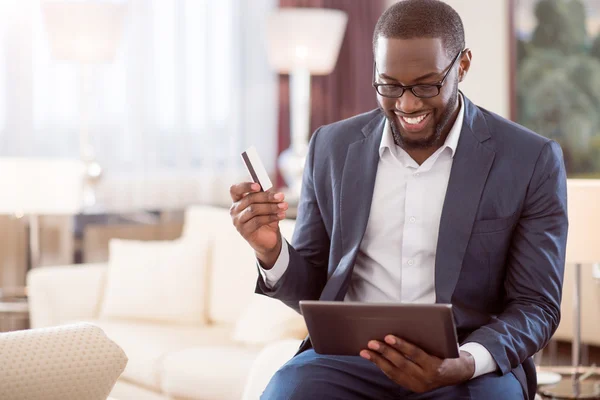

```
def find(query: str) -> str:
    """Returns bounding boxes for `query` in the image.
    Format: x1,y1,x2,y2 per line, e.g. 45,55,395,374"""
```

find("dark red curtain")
276,0,386,187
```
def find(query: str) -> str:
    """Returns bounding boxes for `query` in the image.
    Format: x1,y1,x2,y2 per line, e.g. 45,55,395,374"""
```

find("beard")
385,84,459,150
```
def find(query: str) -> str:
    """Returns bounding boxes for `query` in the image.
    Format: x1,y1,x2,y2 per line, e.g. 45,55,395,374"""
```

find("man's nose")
395,90,423,115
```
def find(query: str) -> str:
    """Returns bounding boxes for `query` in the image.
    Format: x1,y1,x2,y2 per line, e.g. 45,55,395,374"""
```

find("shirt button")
409,216,416,223
407,259,414,266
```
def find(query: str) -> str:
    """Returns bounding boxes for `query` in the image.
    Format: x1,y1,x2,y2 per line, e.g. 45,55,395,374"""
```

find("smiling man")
229,1,568,399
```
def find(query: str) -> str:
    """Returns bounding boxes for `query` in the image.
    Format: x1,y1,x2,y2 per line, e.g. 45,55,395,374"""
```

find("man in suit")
229,1,568,399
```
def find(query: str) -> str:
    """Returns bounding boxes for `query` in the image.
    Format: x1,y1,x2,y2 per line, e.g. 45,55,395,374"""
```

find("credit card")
241,145,273,192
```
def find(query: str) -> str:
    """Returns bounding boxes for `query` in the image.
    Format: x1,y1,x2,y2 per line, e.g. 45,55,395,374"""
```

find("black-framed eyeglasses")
372,49,465,99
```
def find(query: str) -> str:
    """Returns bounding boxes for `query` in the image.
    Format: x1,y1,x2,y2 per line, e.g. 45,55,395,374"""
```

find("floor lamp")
266,8,347,204
539,179,600,399
42,0,127,208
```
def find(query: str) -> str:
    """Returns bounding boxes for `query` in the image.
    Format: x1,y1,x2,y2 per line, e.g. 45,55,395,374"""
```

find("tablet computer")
299,301,460,359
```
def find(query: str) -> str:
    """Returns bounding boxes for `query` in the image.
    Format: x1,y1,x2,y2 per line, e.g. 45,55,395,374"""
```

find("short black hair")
373,0,465,58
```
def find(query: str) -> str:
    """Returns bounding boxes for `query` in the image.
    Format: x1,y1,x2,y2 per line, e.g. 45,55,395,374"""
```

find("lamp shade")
566,179,600,264
42,1,127,63
0,158,85,215
266,8,348,75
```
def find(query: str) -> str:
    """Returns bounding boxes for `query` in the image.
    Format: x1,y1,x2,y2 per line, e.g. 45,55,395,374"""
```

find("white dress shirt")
260,96,497,379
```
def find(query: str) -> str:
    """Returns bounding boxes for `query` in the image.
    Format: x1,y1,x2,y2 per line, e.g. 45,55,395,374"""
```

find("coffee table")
0,287,29,332
537,366,600,399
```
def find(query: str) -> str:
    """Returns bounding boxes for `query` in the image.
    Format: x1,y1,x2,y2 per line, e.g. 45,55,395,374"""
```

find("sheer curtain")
0,0,278,210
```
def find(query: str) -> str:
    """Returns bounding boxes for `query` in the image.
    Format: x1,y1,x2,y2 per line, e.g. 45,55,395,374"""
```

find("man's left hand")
360,335,475,393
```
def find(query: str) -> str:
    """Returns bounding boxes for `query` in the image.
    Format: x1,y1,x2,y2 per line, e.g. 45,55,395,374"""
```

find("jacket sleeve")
463,140,568,374
255,127,330,313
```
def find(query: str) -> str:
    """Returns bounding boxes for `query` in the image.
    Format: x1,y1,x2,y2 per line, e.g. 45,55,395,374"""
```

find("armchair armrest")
0,323,128,399
27,263,107,328
242,339,302,400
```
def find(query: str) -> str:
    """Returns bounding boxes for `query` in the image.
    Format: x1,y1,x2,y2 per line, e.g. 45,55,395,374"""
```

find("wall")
385,0,511,119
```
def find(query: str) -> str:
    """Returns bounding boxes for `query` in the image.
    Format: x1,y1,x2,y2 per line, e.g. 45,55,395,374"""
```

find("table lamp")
41,0,127,208
0,158,85,269
266,8,347,203
539,179,600,399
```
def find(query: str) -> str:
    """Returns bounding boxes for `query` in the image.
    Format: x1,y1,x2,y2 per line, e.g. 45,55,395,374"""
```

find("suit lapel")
318,98,494,303
319,113,385,301
435,97,496,304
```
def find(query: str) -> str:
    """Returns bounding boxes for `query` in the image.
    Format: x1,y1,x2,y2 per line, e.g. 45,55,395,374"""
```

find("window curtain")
0,0,278,209
276,0,385,186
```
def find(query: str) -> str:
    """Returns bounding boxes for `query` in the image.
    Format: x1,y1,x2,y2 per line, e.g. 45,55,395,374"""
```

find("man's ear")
458,48,472,83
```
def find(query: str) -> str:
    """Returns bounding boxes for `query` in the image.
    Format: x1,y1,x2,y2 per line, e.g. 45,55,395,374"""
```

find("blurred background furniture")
0,322,127,400
539,180,600,398
78,211,184,263
0,216,28,290
0,286,28,332
27,205,307,400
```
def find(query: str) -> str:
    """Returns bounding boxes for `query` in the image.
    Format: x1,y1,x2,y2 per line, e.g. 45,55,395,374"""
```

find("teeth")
402,114,428,125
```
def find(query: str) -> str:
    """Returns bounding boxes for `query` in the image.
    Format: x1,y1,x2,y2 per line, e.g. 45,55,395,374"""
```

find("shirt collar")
379,94,465,159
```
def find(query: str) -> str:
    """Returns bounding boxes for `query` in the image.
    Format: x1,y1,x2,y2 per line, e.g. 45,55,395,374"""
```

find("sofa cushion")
207,213,297,325
161,346,260,400
88,319,235,391
208,224,262,324
232,293,307,345
100,238,209,325
181,205,231,242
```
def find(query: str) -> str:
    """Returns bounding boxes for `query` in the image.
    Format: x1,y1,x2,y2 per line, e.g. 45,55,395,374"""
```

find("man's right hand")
229,182,288,269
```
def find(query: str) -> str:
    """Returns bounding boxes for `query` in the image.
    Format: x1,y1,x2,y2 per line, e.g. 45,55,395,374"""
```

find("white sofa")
27,206,306,400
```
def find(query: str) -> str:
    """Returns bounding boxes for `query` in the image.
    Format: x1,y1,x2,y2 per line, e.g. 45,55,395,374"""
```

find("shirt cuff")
459,342,498,379
257,233,290,288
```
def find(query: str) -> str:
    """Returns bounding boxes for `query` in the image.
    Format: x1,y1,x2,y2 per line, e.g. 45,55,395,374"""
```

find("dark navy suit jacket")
256,95,568,398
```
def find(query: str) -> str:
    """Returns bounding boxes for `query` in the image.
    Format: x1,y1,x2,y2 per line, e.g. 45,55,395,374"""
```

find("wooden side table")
0,287,29,332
